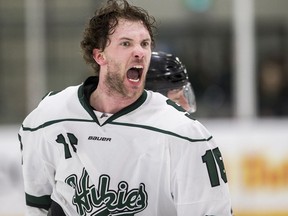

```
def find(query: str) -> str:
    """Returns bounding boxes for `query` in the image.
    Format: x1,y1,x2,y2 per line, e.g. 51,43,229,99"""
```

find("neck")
89,86,140,114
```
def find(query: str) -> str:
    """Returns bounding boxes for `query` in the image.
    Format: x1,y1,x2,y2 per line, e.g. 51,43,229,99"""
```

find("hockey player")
146,51,196,113
19,0,233,215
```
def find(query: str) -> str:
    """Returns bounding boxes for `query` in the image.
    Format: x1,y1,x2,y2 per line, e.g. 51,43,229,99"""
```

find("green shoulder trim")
110,121,213,143
22,118,95,131
22,83,148,131
26,193,52,210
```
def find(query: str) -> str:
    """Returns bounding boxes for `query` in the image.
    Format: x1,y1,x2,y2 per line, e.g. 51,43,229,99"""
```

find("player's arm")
170,131,233,215
19,123,53,216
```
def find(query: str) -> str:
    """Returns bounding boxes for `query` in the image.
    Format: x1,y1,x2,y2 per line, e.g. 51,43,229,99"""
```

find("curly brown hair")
80,0,157,75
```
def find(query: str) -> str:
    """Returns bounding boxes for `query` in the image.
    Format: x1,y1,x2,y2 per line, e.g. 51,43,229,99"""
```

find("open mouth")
127,66,143,83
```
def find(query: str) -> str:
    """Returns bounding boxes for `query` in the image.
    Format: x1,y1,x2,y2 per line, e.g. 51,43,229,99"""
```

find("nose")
133,44,145,59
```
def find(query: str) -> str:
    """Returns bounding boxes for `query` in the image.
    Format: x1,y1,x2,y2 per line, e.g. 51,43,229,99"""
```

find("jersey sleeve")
19,115,54,216
169,121,233,216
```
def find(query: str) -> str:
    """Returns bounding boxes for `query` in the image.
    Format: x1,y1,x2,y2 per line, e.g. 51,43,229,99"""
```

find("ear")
92,48,106,65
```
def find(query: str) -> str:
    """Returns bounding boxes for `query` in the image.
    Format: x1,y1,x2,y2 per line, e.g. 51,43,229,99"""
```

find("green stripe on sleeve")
26,193,52,210
110,121,213,143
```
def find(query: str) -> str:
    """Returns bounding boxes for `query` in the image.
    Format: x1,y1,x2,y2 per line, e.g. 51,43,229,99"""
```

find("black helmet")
146,51,196,113
146,51,188,90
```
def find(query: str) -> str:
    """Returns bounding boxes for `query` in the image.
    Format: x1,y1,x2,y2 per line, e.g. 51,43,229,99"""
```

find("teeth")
132,65,143,69
128,78,140,82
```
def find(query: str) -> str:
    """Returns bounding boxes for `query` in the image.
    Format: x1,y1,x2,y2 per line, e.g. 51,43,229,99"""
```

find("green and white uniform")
19,76,232,216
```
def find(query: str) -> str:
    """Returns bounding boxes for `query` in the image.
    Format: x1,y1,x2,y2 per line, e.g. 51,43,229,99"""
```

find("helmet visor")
164,82,197,113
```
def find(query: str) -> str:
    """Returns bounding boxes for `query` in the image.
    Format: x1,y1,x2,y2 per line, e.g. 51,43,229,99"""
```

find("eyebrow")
119,37,132,41
119,37,151,42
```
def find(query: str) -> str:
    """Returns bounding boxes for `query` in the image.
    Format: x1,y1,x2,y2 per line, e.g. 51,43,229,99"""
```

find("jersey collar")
78,76,147,126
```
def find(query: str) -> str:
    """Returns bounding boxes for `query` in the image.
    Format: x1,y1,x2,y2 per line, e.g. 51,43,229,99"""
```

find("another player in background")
19,0,232,215
146,51,196,113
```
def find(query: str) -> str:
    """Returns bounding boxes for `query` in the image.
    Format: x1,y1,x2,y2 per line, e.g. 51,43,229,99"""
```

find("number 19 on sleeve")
202,147,228,187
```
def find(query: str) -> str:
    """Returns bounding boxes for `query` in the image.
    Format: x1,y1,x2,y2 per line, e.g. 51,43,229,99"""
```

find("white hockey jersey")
19,76,233,216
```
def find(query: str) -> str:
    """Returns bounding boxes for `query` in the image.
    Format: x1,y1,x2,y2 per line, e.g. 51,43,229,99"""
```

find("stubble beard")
104,67,142,100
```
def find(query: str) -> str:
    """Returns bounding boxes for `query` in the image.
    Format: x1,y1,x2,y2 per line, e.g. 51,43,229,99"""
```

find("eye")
141,40,150,48
120,41,130,47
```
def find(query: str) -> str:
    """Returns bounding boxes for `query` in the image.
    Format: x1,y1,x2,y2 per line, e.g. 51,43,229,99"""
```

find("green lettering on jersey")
65,169,148,216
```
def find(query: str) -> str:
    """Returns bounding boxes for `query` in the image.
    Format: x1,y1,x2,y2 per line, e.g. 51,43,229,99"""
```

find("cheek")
107,59,124,74
167,92,178,101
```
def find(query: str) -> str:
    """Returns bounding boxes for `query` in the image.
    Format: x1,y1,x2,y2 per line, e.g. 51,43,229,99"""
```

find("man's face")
95,18,152,99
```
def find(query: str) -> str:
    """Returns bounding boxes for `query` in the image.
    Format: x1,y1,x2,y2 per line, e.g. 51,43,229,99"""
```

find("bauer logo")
88,136,112,142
